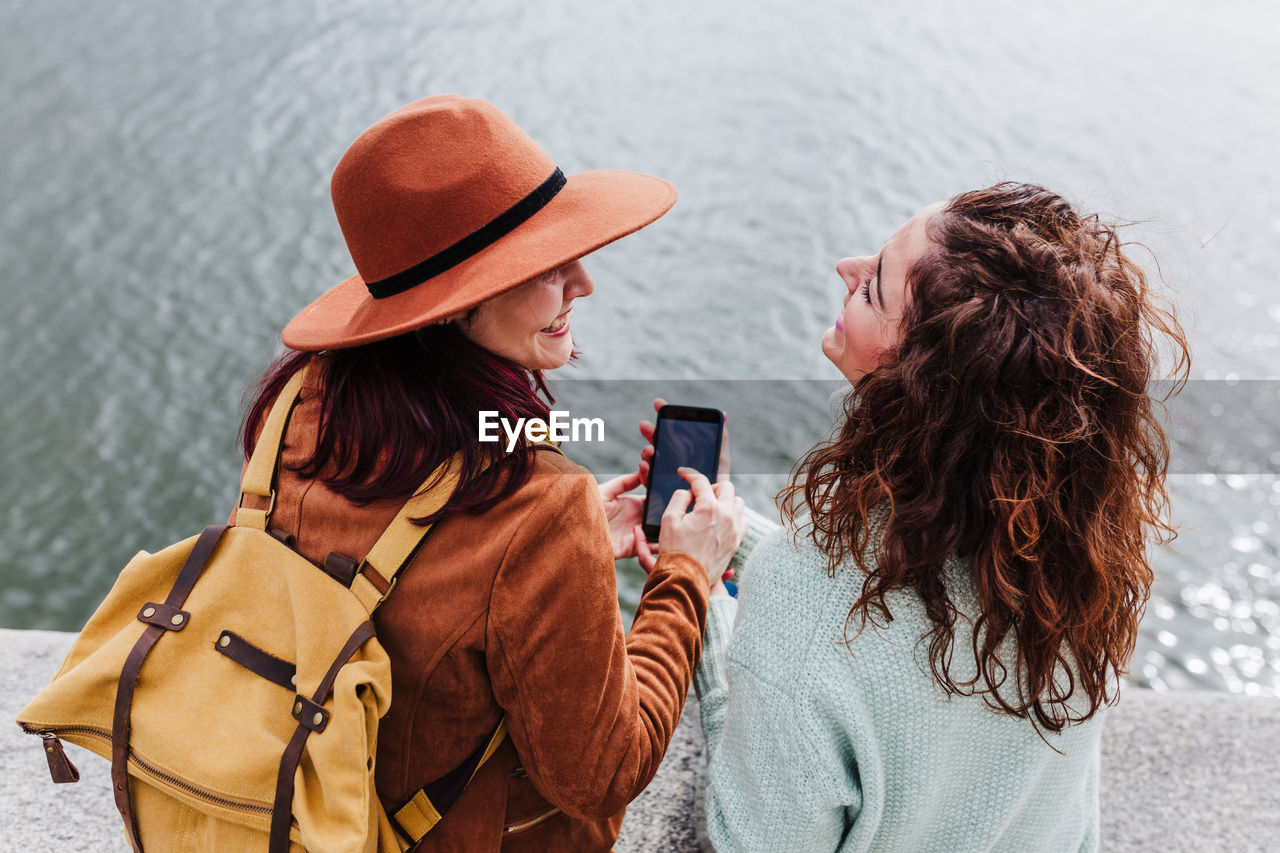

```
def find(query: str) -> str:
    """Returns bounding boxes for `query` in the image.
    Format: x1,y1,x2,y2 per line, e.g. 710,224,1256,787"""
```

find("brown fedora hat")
281,95,676,351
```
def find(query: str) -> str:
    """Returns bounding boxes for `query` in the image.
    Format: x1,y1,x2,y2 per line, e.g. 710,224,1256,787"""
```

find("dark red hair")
782,183,1190,734
241,323,555,523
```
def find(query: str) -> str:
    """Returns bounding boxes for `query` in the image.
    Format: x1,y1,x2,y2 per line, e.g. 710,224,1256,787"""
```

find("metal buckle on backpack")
351,562,398,612
235,488,277,528
380,575,398,605
364,571,399,612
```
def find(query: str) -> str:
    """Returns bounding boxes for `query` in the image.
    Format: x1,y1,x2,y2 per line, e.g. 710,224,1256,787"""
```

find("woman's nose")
836,257,870,289
563,259,595,299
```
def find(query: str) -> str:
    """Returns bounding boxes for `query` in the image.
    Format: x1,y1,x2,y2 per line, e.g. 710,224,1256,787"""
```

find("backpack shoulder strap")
392,718,510,843
237,366,310,531
348,439,562,614
348,453,463,614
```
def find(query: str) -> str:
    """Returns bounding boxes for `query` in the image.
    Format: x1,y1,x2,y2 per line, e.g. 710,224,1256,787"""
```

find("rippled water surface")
2,0,1278,697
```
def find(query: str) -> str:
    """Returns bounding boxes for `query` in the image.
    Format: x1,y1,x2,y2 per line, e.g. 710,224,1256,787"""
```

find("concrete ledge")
3,629,1278,851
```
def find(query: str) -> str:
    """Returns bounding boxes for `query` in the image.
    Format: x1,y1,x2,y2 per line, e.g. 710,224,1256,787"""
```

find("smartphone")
641,404,725,542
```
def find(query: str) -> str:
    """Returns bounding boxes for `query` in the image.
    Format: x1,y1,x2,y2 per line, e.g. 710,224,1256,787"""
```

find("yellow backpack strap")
349,439,561,614
392,718,509,842
348,452,464,614
236,367,309,531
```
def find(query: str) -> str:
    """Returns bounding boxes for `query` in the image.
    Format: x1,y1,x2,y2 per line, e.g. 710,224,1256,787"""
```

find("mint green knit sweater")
695,527,1102,852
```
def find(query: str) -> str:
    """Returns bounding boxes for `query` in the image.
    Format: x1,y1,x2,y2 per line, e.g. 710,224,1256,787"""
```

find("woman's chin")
820,328,841,363
534,339,574,370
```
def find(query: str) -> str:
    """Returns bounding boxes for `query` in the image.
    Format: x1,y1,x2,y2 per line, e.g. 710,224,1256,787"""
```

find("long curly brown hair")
782,183,1190,733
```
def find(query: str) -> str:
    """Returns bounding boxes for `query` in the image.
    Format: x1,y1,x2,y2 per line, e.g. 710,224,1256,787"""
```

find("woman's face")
453,259,595,370
822,202,941,384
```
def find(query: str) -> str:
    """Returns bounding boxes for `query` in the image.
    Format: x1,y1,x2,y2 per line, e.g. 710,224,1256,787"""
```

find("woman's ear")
436,304,480,331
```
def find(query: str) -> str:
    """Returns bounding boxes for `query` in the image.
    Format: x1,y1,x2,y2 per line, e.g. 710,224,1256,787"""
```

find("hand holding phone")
638,398,731,488
640,404,725,542
635,467,745,586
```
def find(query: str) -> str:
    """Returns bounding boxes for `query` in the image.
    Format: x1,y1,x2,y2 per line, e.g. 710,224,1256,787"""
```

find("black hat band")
364,167,567,299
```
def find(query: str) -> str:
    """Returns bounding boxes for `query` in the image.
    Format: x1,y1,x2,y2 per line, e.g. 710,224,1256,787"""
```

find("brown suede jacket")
232,375,709,850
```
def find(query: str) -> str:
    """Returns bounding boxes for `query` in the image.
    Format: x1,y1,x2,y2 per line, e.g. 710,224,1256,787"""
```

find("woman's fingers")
657,467,746,588
664,487,693,520
599,470,642,502
634,525,658,573
638,397,668,442
677,467,715,509
717,421,731,483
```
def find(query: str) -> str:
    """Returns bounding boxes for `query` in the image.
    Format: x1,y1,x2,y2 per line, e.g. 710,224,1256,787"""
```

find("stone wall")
4,629,1277,851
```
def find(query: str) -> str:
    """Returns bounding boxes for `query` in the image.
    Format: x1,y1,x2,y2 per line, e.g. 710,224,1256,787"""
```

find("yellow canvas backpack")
16,367,507,851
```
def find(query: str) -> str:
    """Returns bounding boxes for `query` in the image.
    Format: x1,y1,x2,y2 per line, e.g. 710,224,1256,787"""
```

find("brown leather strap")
112,624,161,852
42,734,80,783
111,524,228,853
165,525,229,608
214,631,297,691
359,563,391,595
268,620,376,853
268,527,298,548
136,602,190,631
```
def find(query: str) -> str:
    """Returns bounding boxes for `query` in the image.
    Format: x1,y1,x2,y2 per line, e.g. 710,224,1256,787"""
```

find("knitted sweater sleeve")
695,560,861,851
726,504,781,575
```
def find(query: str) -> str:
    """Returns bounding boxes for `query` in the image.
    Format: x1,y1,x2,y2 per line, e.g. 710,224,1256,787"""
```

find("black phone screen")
642,406,724,539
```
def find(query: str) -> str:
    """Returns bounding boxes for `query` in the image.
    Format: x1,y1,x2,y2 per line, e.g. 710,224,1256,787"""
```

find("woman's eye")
860,281,873,305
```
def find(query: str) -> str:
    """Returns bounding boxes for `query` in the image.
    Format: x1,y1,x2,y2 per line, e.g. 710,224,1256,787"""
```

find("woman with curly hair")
692,183,1189,851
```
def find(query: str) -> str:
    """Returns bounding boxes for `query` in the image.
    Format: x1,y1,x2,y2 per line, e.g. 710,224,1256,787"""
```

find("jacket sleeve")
485,470,709,821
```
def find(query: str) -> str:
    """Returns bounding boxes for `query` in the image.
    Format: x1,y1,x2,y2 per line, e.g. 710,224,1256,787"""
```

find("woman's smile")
540,309,572,336
453,259,594,369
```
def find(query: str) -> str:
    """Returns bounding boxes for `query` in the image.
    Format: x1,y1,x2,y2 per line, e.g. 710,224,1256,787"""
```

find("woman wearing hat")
235,96,744,850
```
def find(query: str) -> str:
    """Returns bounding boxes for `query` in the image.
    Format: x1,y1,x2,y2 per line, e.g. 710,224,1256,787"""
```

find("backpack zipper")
22,723,274,816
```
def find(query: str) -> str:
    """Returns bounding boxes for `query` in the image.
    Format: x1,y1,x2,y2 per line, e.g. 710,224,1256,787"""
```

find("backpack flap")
16,530,214,743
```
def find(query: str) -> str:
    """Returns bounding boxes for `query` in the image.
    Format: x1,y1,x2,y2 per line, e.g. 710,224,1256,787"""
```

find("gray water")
2,0,1278,697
